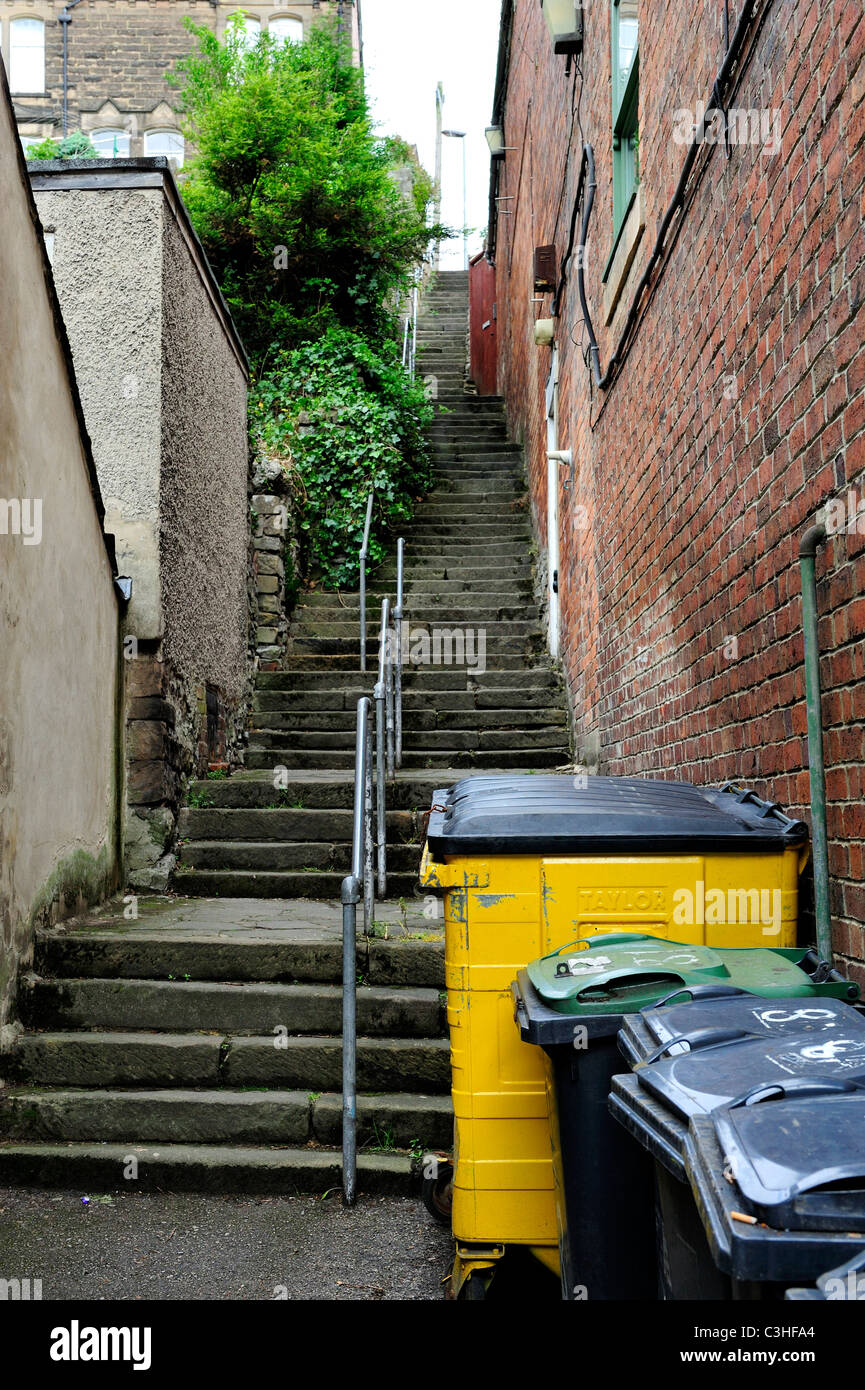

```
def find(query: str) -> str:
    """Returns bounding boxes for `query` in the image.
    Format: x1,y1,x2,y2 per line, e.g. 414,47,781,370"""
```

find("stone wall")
491,0,865,978
0,67,122,1029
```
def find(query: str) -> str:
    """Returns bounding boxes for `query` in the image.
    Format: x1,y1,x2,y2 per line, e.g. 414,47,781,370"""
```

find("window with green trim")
611,0,639,238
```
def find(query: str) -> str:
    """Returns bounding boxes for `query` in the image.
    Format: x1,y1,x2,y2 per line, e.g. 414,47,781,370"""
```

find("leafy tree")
173,18,443,367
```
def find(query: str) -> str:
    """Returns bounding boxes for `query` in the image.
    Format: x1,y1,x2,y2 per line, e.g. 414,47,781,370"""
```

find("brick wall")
493,0,865,979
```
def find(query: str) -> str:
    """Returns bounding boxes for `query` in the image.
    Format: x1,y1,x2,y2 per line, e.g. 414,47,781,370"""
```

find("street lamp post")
442,128,467,271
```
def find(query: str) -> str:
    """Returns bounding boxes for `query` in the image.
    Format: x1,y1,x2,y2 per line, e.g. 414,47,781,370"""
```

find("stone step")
247,746,564,773
1,1031,450,1092
256,666,558,690
178,839,423,874
288,621,539,643
20,977,441,1038
35,928,446,986
177,865,423,894
253,686,557,713
0,1087,453,1148
250,704,559,734
180,805,419,836
278,655,533,674
0,1144,416,1195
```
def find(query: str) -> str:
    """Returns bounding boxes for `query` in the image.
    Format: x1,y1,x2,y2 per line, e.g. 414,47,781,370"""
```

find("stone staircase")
176,269,569,900
0,271,569,1195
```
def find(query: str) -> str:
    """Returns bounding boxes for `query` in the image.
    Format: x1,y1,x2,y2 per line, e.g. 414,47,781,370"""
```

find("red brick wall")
493,0,865,978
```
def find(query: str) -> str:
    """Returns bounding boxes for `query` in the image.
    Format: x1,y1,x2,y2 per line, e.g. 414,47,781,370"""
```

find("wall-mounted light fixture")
485,125,517,157
541,0,584,56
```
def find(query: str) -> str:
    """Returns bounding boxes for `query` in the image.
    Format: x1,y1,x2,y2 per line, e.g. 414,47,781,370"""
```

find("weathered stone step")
21,978,441,1037
253,686,557,713
0,1087,453,1148
0,1144,416,1195
250,704,560,732
180,805,417,836
278,654,531,674
2,1032,450,1091
397,747,565,769
256,666,558,690
36,929,445,985
292,604,539,627
402,725,565,752
177,865,422,895
287,620,539,642
179,839,422,874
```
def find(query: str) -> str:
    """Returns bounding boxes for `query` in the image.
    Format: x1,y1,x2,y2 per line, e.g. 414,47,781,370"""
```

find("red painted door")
469,253,498,396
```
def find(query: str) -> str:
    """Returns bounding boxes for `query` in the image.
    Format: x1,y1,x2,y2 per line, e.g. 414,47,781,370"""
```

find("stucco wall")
33,183,164,637
30,160,250,888
0,73,121,1029
159,197,249,713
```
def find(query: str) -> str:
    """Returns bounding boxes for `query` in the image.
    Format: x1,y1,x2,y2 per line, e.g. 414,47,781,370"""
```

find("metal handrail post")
411,285,419,379
402,314,410,368
385,623,395,780
359,490,374,673
394,538,405,769
342,695,370,1206
374,599,389,897
363,707,374,935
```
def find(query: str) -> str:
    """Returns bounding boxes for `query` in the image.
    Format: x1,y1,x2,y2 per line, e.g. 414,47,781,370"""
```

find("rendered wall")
0,71,121,1029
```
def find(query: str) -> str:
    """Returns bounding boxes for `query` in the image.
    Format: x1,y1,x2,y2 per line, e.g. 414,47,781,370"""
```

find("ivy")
252,328,434,589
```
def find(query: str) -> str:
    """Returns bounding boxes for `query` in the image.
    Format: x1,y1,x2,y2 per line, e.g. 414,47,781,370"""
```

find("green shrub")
252,327,434,588
27,132,99,161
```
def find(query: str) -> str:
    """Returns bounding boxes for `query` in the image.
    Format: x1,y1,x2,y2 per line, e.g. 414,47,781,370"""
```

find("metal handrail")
374,599,389,897
410,284,419,379
358,490,375,672
394,537,405,769
341,695,372,1206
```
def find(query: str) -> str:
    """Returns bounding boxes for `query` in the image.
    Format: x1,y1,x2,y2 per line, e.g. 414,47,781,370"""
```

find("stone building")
30,155,251,889
3,0,361,158
487,1,865,977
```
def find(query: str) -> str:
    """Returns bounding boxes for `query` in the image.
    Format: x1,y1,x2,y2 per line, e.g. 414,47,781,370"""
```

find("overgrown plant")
251,327,434,588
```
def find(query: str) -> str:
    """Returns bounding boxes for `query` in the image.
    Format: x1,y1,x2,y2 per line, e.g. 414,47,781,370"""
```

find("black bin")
610,994,865,1299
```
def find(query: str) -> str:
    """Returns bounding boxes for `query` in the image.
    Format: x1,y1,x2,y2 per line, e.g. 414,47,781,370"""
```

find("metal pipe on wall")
799,524,833,965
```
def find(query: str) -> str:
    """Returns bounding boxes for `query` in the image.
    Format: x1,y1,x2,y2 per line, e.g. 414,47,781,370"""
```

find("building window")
269,16,304,44
144,129,185,168
611,0,639,238
9,17,45,95
91,128,131,158
230,13,262,49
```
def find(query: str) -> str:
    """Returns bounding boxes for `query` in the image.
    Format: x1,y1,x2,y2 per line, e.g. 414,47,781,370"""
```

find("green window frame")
611,0,639,239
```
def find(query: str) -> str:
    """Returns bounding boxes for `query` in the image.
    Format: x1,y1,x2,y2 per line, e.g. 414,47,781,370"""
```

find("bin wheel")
422,1160,453,1226
458,1273,488,1301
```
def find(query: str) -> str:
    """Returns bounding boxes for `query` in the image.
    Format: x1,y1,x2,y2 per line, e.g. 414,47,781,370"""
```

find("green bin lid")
526,934,859,1016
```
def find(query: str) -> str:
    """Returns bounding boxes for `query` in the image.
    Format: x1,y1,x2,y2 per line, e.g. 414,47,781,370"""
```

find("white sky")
360,0,502,268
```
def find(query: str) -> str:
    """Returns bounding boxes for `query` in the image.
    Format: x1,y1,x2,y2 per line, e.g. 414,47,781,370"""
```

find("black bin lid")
625,994,863,1065
714,1091,865,1232
638,1023,865,1120
426,776,807,857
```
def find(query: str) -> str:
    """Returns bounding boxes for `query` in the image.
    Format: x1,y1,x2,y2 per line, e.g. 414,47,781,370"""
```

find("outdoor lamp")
541,0,584,55
485,125,506,156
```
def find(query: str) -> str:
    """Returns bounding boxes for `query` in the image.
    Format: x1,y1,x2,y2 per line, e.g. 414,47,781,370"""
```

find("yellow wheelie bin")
419,775,808,1299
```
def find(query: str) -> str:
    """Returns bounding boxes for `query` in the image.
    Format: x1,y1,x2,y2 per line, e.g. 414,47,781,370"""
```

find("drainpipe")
58,0,84,138
799,523,833,964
